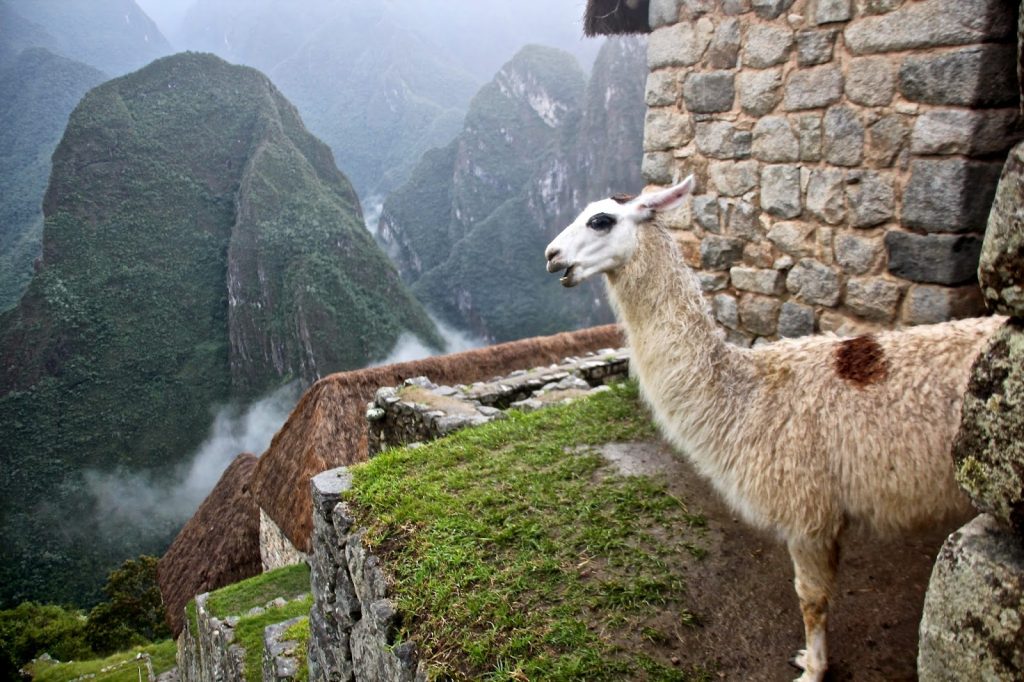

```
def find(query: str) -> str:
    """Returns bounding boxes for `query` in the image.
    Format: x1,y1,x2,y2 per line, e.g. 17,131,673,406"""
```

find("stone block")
644,108,693,151
698,271,730,292
918,514,1024,680
815,0,851,23
768,221,816,257
898,45,1018,107
783,65,843,111
822,105,864,167
737,68,783,116
902,159,1003,234
709,160,760,196
311,468,353,519
648,0,681,27
683,71,736,113
885,231,983,285
708,17,741,69
731,267,784,295
726,200,760,240
695,121,751,159
787,258,841,306
645,70,681,107
692,195,720,232
796,29,837,66
761,164,801,218
953,322,1024,533
846,170,894,228
866,114,909,168
713,293,740,329
752,116,799,162
797,114,822,162
980,143,1024,316
648,19,715,68
751,0,795,19
911,109,1022,157
903,284,986,326
679,0,717,19
860,0,903,14
846,57,896,106
701,235,746,270
643,151,675,185
673,230,702,267
778,301,815,337
743,23,794,68
263,616,304,682
722,0,752,15
805,168,846,225
846,0,1015,54
834,232,882,275
743,241,774,269
844,276,902,322
739,294,781,336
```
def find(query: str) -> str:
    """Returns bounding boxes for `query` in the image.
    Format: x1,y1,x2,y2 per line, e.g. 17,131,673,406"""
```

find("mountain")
378,38,647,343
165,0,603,210
0,52,440,606
2,0,171,76
0,48,106,312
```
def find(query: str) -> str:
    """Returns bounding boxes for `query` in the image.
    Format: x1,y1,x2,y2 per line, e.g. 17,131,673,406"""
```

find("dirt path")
595,440,956,682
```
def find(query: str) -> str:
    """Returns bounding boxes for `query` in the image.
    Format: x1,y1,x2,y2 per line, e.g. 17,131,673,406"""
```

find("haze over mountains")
0,0,646,606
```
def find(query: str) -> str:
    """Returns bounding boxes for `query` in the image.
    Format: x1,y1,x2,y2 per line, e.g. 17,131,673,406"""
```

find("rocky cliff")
0,52,439,607
379,38,647,342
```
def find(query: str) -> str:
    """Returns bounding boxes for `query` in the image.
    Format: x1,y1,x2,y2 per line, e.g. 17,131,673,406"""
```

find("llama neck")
605,223,751,457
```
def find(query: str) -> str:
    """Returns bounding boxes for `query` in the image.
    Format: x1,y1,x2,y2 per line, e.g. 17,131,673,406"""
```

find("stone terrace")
641,0,1020,343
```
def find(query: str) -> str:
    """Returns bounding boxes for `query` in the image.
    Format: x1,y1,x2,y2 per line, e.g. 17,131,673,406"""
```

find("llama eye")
587,213,616,231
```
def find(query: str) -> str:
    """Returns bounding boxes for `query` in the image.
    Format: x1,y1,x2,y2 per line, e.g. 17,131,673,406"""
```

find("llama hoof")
788,649,808,670
789,650,825,682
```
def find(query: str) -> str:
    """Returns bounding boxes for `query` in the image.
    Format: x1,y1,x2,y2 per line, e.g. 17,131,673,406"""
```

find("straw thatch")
584,0,651,36
253,324,624,552
158,453,262,637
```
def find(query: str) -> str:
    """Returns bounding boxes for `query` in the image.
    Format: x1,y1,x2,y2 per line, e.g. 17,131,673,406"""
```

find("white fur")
545,178,1002,682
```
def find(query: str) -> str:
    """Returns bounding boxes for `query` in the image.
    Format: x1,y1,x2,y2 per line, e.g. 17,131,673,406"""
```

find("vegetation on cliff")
0,52,439,607
0,47,105,311
379,39,647,342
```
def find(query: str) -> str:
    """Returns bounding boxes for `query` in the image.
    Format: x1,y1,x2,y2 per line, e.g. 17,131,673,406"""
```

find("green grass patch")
347,381,709,680
205,563,311,619
234,595,312,682
28,639,176,682
283,617,310,682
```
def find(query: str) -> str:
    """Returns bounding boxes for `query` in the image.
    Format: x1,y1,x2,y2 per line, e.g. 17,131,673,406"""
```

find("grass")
28,639,176,682
233,595,312,682
347,381,711,681
283,616,311,682
204,562,311,619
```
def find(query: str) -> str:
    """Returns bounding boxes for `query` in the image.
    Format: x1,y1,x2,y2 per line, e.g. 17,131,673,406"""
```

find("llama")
544,177,1003,682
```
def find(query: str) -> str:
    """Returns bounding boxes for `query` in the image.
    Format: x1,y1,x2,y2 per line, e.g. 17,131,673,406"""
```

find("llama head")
544,176,694,287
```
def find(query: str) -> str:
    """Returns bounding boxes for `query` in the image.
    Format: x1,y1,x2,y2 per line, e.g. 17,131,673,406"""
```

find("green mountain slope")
0,52,439,607
3,0,171,76
0,48,106,311
379,39,647,342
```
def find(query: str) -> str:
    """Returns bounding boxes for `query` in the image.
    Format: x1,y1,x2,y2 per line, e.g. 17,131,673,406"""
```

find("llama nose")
545,246,564,272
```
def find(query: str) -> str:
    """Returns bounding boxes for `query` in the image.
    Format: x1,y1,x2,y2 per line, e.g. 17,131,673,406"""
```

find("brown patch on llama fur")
834,335,888,386
611,193,635,204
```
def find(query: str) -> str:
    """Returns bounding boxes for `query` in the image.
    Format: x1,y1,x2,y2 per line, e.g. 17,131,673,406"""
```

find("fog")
83,314,482,535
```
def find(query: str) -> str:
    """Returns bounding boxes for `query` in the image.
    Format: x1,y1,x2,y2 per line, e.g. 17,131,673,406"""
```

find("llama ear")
635,176,695,214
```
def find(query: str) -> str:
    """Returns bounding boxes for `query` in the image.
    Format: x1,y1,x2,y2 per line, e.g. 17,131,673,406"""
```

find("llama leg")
787,536,839,682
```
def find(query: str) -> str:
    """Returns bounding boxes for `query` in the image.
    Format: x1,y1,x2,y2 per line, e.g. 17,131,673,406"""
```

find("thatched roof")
584,0,651,36
253,324,624,552
158,453,262,637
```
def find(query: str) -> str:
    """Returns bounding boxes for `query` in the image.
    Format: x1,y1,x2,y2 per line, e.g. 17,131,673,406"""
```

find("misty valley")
0,0,644,673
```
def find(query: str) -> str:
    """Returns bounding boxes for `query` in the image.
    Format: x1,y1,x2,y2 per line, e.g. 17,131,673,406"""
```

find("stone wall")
177,593,247,682
260,508,306,572
642,0,1020,343
367,347,630,455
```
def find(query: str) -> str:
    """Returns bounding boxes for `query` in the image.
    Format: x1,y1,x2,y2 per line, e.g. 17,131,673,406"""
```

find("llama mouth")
559,265,576,287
